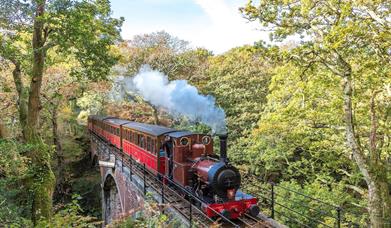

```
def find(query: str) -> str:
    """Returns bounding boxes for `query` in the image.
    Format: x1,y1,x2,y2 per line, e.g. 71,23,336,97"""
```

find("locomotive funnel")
218,134,228,163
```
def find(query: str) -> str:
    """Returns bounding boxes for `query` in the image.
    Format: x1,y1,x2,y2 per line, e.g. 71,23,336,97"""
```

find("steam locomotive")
88,115,260,219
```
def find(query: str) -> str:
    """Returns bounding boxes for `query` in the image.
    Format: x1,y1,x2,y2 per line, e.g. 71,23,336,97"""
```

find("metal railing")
252,181,373,228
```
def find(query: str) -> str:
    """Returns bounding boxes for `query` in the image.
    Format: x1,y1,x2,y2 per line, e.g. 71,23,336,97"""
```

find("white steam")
112,65,227,134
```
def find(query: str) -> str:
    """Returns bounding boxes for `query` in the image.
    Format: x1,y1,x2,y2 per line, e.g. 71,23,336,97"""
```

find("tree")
241,1,390,226
119,31,211,81
0,0,122,222
114,31,211,125
203,44,277,161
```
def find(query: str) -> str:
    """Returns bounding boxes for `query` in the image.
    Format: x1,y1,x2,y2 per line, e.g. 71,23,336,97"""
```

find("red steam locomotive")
88,115,260,219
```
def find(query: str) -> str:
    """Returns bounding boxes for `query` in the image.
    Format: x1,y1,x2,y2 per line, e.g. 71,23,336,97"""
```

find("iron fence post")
161,176,164,204
143,164,146,195
337,206,341,228
129,158,132,181
189,195,192,228
271,183,275,219
121,153,123,172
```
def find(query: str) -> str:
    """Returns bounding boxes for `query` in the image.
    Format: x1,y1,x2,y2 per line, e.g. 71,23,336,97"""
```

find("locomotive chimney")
218,134,228,163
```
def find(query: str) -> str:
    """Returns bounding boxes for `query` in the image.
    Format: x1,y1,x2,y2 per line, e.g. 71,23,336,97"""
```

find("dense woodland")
0,0,390,227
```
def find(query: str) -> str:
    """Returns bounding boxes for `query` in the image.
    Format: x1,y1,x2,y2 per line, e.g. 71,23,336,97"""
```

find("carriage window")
147,137,151,152
139,135,145,148
134,132,137,144
116,128,119,136
152,139,156,154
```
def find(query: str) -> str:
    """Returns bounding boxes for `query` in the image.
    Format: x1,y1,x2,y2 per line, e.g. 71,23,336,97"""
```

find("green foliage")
118,31,211,81
36,195,100,228
241,0,390,226
203,45,278,161
109,197,183,228
47,0,124,80
0,140,28,177
0,140,31,226
0,0,123,80
273,181,351,227
77,91,108,123
246,62,351,180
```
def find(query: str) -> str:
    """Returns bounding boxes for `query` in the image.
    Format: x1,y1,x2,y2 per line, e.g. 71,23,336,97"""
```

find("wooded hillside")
0,0,390,227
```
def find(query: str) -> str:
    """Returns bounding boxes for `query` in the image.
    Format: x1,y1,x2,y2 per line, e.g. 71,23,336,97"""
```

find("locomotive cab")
163,131,214,188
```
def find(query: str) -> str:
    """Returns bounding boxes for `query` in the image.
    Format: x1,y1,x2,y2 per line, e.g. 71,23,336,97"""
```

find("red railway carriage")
88,115,260,220
121,122,177,175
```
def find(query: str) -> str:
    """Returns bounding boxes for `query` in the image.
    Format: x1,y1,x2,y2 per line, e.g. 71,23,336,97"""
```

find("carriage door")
163,136,174,179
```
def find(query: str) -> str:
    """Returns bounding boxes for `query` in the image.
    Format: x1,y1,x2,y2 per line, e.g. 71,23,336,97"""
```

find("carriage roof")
123,121,177,136
89,115,199,137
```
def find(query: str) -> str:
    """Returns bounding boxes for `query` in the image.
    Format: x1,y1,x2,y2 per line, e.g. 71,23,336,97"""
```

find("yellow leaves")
61,105,72,116
300,0,313,17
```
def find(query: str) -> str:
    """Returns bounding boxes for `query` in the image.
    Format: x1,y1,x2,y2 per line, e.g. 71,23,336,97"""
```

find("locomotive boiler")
193,135,241,201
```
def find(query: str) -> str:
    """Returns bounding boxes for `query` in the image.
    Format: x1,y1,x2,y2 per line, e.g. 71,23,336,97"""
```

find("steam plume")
112,65,227,134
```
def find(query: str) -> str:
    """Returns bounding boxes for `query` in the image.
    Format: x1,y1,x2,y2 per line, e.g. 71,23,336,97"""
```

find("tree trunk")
27,0,46,141
342,71,391,227
12,61,28,139
28,0,55,224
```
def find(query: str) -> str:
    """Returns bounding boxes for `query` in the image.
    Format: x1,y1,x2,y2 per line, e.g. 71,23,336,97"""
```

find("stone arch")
103,174,123,225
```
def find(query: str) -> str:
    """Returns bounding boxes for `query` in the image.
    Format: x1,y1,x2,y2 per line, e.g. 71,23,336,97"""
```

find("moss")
32,168,55,223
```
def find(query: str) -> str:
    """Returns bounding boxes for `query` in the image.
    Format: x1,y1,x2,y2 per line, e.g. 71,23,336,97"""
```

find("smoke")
112,65,227,134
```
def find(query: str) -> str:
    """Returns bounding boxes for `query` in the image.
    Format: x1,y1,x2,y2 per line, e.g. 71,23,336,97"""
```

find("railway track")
237,213,273,228
94,133,272,228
